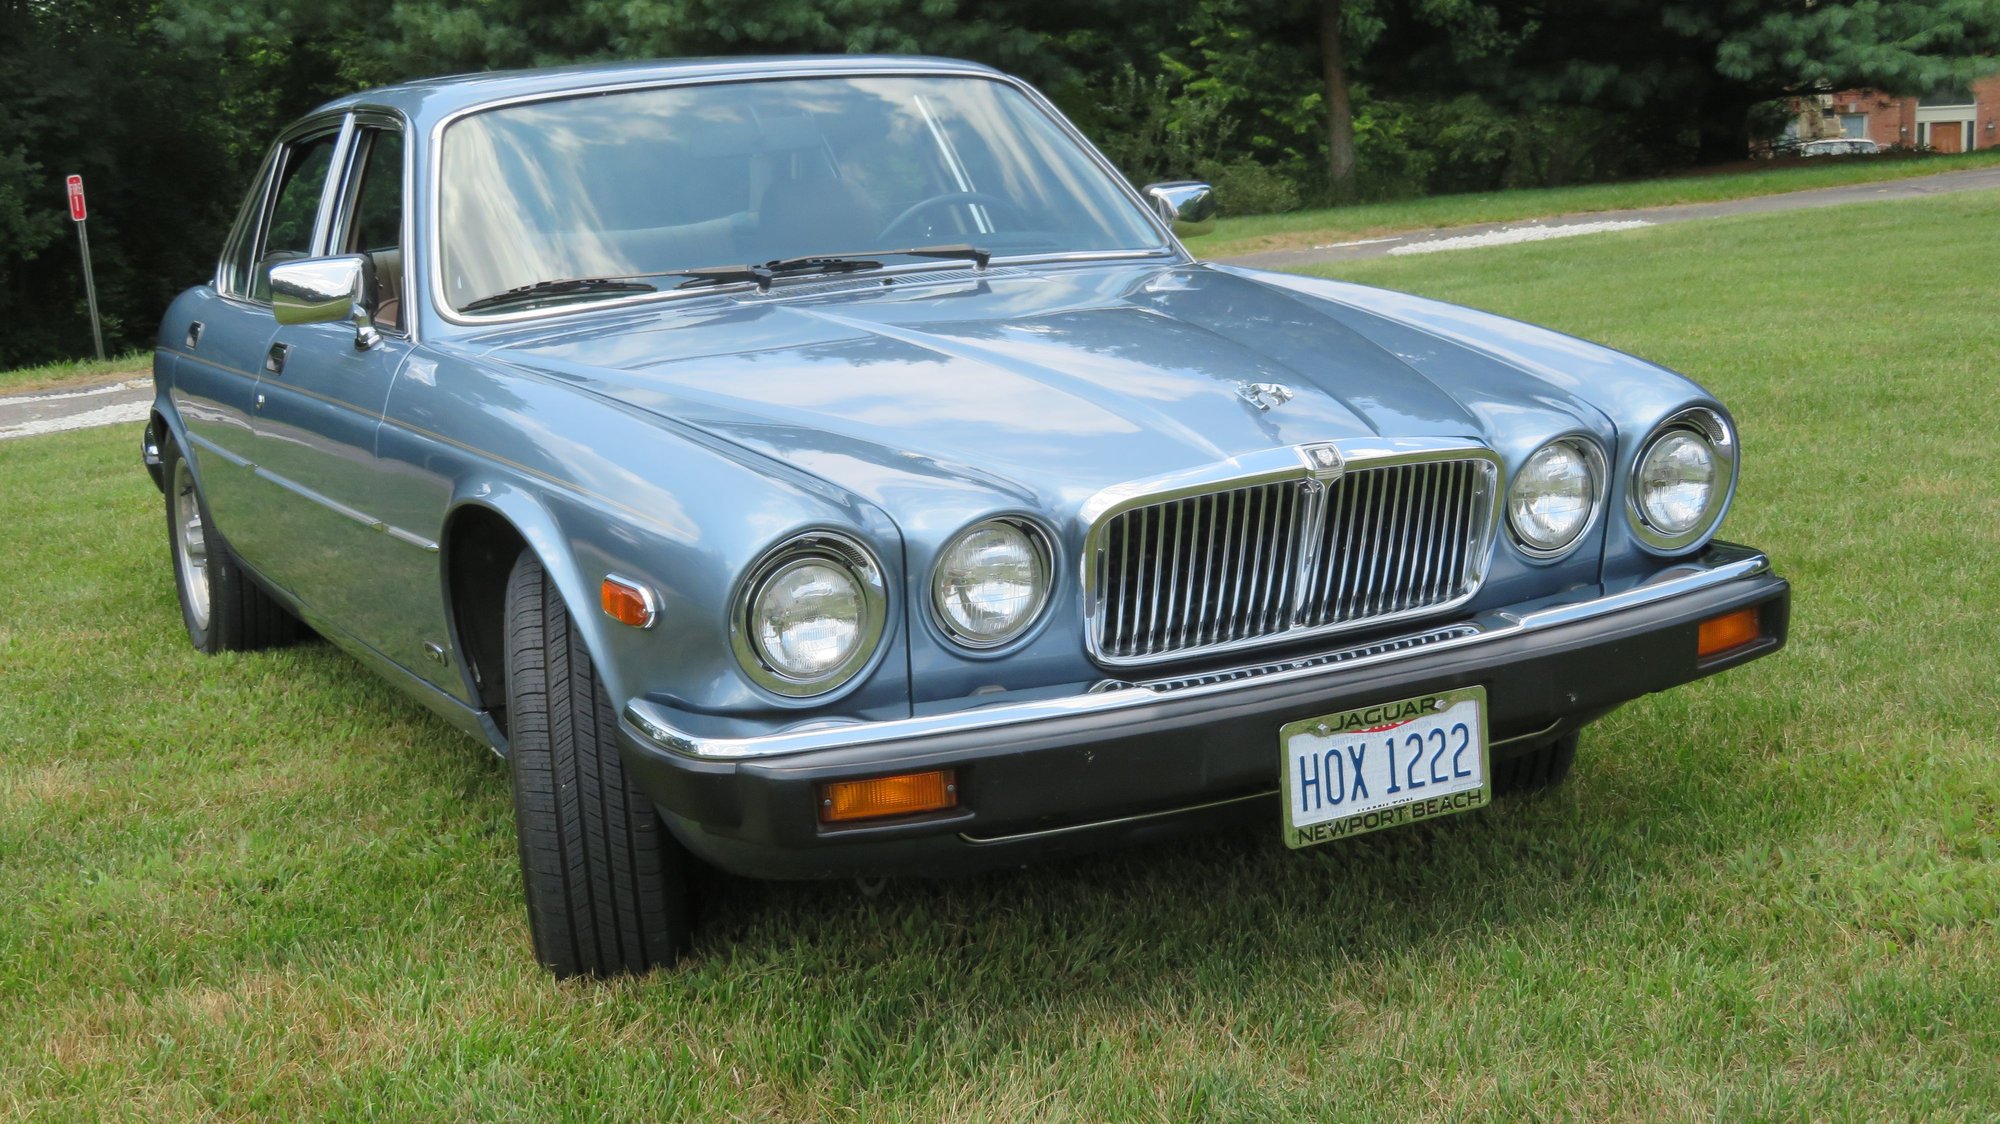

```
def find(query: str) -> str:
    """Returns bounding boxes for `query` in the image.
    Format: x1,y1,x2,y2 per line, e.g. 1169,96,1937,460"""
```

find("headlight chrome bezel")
930,517,1056,651
731,531,888,698
1506,437,1607,561
1626,406,1738,555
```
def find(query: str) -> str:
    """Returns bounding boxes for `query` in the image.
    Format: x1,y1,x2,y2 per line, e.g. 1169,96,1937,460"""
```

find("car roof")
307,55,1004,127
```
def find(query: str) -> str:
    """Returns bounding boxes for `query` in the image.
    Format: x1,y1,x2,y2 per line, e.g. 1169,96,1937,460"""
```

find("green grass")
5,190,2000,1119
0,350,149,396
1182,148,2000,259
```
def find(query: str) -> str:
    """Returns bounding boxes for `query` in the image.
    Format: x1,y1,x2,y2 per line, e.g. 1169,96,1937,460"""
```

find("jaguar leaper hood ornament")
1235,381,1294,410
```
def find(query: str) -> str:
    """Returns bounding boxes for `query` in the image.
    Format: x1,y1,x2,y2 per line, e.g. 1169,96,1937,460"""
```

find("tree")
1475,0,2000,161
1164,0,1519,202
0,0,281,367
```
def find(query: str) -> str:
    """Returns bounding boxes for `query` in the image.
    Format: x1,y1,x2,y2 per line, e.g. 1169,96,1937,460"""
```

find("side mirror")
269,255,380,349
1143,181,1217,238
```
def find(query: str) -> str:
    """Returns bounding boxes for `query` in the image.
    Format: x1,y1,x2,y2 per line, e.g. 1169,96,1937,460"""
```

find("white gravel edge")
1386,219,1654,256
0,398,152,441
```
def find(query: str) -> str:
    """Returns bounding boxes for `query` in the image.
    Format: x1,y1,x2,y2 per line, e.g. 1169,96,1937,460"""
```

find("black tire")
1493,731,1579,795
162,433,306,653
504,551,692,977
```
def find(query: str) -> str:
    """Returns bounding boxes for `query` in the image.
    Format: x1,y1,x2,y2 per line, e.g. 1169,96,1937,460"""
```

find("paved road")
1218,163,2000,269
0,377,151,442
6,163,1998,441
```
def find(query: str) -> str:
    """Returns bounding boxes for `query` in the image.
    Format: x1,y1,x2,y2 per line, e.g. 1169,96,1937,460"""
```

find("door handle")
265,342,289,375
185,320,203,349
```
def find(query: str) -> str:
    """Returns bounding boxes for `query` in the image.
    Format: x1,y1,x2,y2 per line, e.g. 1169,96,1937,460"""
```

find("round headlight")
734,534,887,697
1627,408,1736,553
1508,439,1602,557
754,560,863,678
932,520,1052,648
1636,431,1715,535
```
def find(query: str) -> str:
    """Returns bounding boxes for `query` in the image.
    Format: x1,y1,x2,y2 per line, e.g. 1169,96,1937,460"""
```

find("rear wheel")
162,434,305,653
504,552,692,977
1493,731,1579,794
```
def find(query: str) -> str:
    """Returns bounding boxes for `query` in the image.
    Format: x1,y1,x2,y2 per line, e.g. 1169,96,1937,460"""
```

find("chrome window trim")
422,67,1188,329
324,108,419,343
1077,437,1504,669
311,115,360,259
1506,434,1609,562
626,544,1773,761
729,530,892,700
214,143,283,297
1625,406,1738,554
222,115,351,304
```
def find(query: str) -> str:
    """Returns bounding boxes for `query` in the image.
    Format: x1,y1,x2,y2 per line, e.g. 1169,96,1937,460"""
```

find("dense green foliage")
3,0,1998,367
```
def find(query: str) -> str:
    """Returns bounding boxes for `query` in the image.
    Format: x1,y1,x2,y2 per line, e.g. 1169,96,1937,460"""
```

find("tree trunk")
1693,80,1758,165
1320,0,1356,203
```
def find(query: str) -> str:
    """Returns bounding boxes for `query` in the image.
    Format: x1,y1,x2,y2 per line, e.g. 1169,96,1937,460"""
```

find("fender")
438,478,613,721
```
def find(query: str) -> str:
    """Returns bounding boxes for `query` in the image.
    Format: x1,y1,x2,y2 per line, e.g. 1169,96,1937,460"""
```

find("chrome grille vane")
1087,443,1498,665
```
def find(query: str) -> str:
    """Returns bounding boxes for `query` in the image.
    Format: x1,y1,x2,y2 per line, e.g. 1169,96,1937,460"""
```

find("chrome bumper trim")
623,545,1771,762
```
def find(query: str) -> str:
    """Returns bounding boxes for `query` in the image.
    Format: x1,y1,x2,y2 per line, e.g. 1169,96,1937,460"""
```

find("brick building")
1824,75,2000,152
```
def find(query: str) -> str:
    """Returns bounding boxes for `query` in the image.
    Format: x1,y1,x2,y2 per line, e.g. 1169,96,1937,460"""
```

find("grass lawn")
1182,148,2000,259
0,350,149,396
4,191,1998,1119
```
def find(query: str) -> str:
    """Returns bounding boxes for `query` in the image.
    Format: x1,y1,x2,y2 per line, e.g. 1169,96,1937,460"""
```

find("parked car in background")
1796,137,1882,156
145,57,1790,977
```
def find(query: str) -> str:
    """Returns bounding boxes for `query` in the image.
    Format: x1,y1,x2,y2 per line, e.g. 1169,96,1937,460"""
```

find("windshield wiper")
767,245,991,273
471,245,998,308
462,276,657,313
674,245,991,292
865,244,991,269
673,257,882,292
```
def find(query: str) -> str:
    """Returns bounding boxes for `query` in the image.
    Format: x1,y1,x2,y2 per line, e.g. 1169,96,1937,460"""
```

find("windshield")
438,74,1172,313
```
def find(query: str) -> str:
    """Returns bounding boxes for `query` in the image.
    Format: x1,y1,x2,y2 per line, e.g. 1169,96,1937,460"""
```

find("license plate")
1280,686,1489,849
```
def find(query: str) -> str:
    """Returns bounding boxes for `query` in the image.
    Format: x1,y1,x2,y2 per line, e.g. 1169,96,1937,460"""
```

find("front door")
236,119,419,656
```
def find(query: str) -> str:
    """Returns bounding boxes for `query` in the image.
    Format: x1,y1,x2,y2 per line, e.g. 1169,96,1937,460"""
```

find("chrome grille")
1109,624,1484,694
1307,457,1483,626
1088,449,1496,665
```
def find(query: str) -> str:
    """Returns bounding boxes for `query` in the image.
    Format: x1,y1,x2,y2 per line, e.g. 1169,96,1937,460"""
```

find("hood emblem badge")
1299,442,1345,480
1235,381,1294,411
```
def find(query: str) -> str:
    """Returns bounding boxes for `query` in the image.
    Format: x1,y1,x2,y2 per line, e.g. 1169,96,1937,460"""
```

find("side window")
219,148,279,298
338,128,406,332
251,132,339,302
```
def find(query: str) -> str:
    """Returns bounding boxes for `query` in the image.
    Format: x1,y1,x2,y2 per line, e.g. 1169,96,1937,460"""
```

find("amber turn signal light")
820,770,958,823
600,575,658,629
1697,607,1760,658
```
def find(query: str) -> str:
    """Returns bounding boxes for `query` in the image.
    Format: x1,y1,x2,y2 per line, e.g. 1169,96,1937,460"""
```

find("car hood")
470,261,1603,519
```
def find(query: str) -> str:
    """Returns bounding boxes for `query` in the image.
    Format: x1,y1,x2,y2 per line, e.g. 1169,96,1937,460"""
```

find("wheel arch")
143,410,172,492
439,482,614,751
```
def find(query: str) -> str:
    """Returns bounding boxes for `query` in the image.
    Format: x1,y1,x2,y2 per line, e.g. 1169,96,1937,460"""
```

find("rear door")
171,126,341,541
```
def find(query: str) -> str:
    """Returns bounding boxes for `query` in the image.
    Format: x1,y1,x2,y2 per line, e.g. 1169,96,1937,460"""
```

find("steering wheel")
877,191,1024,244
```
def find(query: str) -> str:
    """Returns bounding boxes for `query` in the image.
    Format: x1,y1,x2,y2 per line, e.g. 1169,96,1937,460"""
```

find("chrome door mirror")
1143,181,1218,238
269,255,381,349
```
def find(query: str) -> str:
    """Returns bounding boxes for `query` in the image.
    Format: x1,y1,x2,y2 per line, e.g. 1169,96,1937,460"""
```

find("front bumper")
621,542,1789,878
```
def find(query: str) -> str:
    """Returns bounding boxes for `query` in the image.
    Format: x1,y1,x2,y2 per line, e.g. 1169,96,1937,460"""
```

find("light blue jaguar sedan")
145,56,1790,977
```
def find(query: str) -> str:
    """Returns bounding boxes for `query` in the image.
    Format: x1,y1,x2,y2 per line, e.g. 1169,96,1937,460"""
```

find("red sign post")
65,174,105,360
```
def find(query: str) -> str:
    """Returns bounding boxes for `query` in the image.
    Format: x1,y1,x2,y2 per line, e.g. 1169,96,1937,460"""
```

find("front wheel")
504,552,692,977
